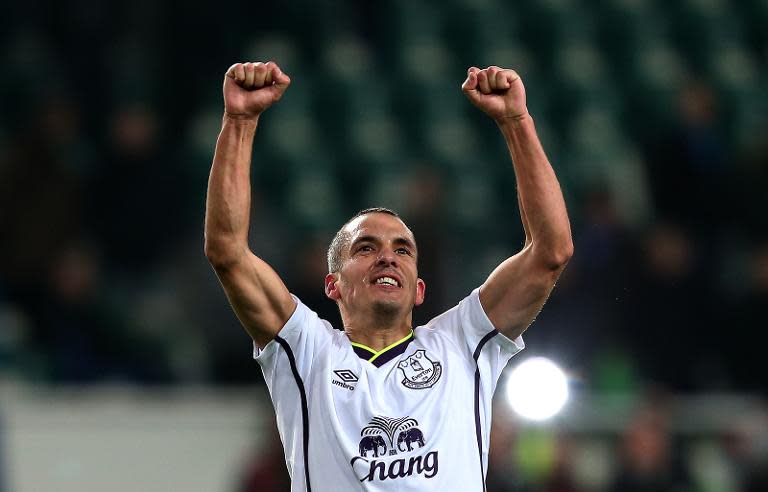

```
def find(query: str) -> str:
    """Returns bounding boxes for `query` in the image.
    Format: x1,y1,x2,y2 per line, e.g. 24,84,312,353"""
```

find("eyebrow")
350,235,417,252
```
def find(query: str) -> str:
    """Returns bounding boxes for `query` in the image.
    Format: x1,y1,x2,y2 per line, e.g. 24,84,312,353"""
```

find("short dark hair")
327,207,402,273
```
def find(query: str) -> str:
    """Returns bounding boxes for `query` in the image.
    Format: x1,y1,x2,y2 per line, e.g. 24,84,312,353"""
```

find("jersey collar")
350,331,414,368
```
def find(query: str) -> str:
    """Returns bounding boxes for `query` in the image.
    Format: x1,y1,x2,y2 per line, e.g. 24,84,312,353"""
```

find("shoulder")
413,298,465,354
415,288,523,358
255,295,340,357
418,288,486,333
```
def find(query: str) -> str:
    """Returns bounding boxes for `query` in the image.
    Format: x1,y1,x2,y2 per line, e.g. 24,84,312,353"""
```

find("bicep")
212,251,296,348
478,245,564,339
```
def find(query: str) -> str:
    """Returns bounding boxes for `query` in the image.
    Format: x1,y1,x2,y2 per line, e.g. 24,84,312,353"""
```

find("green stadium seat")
424,115,487,172
386,0,445,52
563,103,652,226
447,170,497,228
364,171,410,211
554,40,609,92
709,43,759,95
322,35,377,84
283,169,344,230
347,111,408,174
395,39,457,88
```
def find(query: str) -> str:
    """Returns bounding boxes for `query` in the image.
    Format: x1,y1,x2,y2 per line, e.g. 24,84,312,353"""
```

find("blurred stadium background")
1,0,767,490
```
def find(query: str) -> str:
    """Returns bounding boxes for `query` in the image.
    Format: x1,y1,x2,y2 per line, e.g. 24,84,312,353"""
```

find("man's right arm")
204,61,295,348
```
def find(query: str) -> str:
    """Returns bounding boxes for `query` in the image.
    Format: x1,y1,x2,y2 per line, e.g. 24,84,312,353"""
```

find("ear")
325,273,340,301
414,278,426,306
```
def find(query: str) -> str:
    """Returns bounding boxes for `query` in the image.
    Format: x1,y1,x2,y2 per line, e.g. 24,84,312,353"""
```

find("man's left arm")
462,66,573,340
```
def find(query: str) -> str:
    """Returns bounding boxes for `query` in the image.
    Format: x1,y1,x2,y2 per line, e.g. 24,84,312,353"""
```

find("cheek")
338,272,365,296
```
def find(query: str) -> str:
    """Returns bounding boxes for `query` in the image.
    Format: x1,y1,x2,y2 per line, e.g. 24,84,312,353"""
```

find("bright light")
505,357,569,421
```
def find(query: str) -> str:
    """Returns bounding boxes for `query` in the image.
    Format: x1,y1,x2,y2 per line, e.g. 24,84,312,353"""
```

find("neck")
342,309,413,351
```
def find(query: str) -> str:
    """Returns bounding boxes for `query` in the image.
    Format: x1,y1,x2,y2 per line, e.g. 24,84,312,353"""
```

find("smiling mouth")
373,276,401,288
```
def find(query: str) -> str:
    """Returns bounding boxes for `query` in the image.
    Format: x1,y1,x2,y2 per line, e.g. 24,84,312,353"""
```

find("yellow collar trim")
350,331,414,363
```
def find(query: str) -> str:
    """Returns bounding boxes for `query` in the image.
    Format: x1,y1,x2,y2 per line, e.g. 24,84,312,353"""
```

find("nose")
376,248,397,267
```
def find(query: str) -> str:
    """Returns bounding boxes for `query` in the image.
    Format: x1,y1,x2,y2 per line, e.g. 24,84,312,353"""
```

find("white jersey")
254,288,524,491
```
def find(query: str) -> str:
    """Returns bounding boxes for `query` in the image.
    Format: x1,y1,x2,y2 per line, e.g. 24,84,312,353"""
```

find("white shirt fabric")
254,288,524,491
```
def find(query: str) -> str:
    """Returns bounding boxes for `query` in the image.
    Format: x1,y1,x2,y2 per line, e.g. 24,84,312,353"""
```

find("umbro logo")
334,369,359,383
332,369,358,391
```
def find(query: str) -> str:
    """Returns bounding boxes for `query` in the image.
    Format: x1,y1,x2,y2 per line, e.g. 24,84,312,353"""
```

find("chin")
371,299,404,318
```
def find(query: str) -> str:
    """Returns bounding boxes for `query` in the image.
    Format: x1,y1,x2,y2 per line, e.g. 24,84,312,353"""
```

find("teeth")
375,277,399,286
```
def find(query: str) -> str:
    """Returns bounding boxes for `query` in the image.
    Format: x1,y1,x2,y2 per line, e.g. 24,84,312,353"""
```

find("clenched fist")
461,66,527,122
223,61,291,119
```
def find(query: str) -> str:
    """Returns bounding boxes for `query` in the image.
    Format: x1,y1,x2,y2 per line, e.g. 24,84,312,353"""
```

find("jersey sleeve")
425,288,525,473
253,295,335,386
428,287,524,390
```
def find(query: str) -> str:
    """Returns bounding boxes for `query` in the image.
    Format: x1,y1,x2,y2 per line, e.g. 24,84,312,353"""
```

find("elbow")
535,238,574,271
204,236,244,270
204,241,227,269
555,242,574,270
552,239,574,270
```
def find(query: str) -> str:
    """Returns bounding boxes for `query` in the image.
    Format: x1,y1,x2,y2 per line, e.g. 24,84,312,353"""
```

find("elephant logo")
359,435,387,457
358,415,426,457
397,428,426,452
397,349,442,389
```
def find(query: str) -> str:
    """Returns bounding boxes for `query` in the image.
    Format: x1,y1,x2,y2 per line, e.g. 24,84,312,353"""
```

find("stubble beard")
370,298,404,327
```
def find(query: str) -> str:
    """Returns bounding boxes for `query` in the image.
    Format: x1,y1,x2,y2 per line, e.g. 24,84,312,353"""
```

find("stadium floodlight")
505,356,569,421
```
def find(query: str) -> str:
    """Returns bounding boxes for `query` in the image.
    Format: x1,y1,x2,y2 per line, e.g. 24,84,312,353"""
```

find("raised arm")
462,66,573,340
204,61,296,348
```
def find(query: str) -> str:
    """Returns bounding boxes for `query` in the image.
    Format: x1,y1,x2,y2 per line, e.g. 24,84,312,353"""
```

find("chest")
302,336,483,485
313,339,475,421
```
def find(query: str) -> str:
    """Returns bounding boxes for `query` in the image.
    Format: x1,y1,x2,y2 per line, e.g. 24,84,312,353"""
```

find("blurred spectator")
729,241,768,391
719,405,768,492
400,164,452,325
525,187,635,378
643,81,728,230
288,233,343,329
89,104,187,271
487,401,584,492
538,434,584,492
607,394,693,492
733,119,768,240
486,406,521,492
0,97,86,298
238,425,290,492
32,241,171,382
624,222,720,390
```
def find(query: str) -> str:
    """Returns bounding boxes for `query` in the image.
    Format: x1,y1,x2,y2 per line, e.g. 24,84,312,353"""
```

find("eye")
357,245,374,253
396,247,412,256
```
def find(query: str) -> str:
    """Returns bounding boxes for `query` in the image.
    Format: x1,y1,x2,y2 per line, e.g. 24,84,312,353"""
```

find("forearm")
204,114,259,264
498,115,572,267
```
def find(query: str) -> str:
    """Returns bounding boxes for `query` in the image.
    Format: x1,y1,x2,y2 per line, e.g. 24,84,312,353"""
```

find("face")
325,213,425,320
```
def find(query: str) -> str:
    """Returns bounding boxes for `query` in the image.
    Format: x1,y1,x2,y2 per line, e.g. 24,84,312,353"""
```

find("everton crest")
397,349,442,389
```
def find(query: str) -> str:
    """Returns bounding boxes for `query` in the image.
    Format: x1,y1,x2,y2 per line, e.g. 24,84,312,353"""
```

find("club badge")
397,350,442,389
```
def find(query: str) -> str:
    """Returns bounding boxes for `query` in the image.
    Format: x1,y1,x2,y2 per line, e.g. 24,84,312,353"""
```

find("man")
205,61,572,491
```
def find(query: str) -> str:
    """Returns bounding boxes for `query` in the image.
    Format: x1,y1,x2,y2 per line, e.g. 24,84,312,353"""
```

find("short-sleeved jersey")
254,288,524,491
